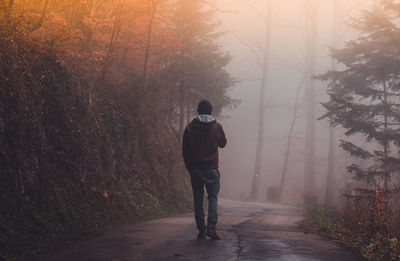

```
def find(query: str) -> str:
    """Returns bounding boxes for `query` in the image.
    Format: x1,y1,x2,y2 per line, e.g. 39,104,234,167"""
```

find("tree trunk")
324,126,336,206
31,0,49,32
176,0,190,139
143,0,157,89
178,81,185,139
279,78,303,202
383,80,389,191
324,0,339,207
304,0,318,203
8,0,13,13
186,100,191,125
248,0,272,201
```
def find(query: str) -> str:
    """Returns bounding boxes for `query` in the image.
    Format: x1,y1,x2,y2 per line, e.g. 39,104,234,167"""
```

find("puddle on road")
234,236,322,261
264,254,320,261
229,218,328,261
263,239,288,249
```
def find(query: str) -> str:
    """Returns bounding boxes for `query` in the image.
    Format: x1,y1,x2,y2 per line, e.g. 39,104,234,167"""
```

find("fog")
214,0,373,203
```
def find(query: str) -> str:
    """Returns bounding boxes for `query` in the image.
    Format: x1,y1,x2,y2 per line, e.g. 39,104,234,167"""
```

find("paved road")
42,200,363,261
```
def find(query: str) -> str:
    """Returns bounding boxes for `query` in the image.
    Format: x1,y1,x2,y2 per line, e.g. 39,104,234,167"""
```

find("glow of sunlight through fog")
214,0,372,202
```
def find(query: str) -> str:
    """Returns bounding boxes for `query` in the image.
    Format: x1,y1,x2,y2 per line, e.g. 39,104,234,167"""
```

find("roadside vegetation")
0,1,235,260
307,204,400,261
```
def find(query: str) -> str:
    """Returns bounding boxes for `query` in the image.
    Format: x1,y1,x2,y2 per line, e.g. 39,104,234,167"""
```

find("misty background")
212,0,372,202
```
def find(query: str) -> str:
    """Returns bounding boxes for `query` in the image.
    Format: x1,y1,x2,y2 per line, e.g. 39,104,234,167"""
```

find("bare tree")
178,80,185,138
279,78,304,201
324,0,340,207
177,0,190,139
143,0,160,89
248,0,272,200
31,0,49,32
303,0,319,203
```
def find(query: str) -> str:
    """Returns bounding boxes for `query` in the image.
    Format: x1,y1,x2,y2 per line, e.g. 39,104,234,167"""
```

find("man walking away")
182,100,227,240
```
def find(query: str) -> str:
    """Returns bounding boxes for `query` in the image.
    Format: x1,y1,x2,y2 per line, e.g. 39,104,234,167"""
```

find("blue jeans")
190,168,220,231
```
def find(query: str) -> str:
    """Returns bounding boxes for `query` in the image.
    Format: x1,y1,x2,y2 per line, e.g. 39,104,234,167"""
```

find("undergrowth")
1,184,192,261
305,205,400,261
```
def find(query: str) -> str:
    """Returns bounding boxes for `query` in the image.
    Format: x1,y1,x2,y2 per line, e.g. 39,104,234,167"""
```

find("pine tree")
163,0,235,138
319,1,400,192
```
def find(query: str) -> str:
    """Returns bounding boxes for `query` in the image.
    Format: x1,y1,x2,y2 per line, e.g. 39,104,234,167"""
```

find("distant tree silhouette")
303,0,319,204
248,0,272,201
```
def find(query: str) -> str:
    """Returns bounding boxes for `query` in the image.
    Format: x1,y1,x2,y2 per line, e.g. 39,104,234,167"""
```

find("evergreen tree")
163,0,236,137
319,1,400,191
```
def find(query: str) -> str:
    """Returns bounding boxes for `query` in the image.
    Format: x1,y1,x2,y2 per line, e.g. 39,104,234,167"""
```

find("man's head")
197,99,213,115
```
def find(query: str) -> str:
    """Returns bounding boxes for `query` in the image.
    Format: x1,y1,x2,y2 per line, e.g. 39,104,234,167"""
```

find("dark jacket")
182,115,227,170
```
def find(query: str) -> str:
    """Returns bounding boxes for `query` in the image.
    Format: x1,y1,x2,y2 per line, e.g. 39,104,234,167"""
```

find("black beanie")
197,100,213,115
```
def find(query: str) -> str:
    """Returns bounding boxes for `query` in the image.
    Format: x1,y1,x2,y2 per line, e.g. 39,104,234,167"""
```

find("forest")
0,0,235,259
2,0,400,260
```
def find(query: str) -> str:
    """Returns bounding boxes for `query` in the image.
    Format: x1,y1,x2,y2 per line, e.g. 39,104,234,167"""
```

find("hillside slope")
0,29,192,260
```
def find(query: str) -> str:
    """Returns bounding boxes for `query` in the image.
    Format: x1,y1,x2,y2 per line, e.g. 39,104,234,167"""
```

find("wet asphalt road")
42,200,363,261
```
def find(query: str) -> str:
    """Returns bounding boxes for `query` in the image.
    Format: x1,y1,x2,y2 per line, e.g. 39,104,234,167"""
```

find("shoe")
206,228,221,240
197,229,206,239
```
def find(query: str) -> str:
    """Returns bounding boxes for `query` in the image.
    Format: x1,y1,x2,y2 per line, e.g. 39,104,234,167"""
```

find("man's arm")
216,123,227,148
